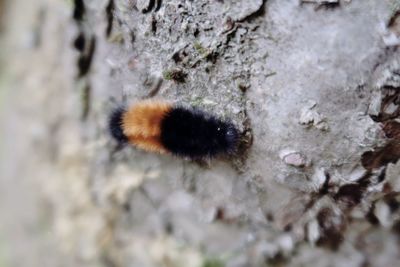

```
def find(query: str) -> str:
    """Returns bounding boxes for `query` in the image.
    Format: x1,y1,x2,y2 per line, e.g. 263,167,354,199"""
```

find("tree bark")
1,0,400,266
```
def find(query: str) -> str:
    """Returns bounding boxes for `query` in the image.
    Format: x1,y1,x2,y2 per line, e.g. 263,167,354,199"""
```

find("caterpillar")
109,100,239,158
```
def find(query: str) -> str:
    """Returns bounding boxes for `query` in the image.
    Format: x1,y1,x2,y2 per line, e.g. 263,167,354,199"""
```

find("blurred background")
0,1,77,266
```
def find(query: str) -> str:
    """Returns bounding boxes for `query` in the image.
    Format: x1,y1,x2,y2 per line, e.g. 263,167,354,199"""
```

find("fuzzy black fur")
109,107,128,144
160,107,238,158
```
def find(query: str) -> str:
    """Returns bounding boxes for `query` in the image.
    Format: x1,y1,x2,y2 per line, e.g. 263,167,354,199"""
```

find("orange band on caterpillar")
109,100,238,158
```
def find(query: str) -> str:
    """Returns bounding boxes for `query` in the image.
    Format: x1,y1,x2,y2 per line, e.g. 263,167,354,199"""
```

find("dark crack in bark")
73,0,86,21
72,0,97,120
105,0,115,37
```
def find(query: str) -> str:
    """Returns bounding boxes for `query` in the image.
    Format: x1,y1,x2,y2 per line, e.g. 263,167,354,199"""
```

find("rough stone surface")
1,0,400,267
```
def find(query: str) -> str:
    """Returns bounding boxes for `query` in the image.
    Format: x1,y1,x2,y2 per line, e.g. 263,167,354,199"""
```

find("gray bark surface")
1,0,400,266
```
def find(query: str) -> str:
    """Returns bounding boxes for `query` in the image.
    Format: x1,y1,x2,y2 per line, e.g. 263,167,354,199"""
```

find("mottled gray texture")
1,0,400,267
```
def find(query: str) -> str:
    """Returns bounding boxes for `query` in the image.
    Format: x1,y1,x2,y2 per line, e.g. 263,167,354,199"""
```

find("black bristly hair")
160,106,238,158
109,106,128,144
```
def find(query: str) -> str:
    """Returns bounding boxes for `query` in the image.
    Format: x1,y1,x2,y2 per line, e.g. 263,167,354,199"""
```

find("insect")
109,100,239,158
